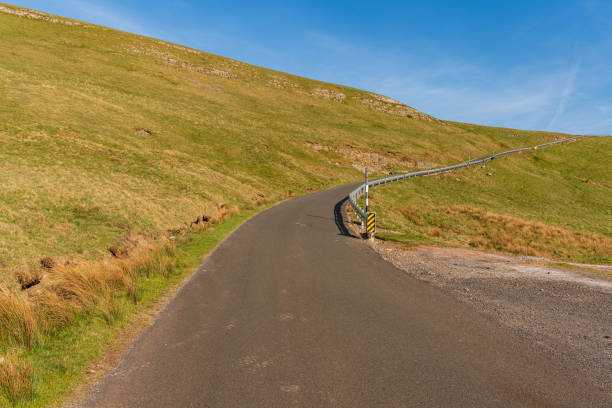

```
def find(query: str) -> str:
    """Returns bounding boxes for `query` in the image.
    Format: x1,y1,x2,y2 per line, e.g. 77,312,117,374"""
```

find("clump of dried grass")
248,193,268,209
0,351,32,405
0,210,233,404
0,289,36,350
0,235,177,354
211,204,239,224
35,290,75,333
397,205,424,226
38,237,176,318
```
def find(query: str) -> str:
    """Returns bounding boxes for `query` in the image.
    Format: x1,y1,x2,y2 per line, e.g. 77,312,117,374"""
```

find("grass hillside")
0,3,610,406
364,133,611,264
4,3,607,276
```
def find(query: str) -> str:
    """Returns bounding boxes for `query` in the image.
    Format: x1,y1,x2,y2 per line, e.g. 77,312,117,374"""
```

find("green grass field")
363,135,611,264
0,3,610,406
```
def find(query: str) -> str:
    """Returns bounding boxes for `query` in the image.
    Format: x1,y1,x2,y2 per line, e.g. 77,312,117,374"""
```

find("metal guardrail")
347,136,586,224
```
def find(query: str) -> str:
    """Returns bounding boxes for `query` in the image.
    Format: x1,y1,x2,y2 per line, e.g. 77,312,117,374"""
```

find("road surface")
82,184,610,407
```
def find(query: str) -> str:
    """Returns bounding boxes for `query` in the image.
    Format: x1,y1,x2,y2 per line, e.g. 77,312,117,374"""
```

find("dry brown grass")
0,202,238,354
0,235,175,354
398,205,612,262
0,350,32,405
398,205,423,226
0,200,237,356
0,289,36,350
0,208,237,405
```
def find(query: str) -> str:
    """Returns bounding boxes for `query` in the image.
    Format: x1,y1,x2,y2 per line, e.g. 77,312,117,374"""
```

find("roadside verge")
1,206,264,407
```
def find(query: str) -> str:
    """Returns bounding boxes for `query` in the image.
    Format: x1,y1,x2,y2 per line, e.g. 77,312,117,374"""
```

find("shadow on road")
334,197,357,238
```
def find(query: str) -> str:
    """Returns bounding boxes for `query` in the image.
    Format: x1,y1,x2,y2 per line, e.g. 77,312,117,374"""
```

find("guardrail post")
365,167,369,213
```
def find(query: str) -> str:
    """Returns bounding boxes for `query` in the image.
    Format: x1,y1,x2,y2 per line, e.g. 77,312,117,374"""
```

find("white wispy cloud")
546,58,580,130
300,30,567,130
352,60,575,130
64,0,144,34
303,29,607,133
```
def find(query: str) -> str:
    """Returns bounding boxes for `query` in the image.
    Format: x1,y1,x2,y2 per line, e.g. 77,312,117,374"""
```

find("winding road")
82,184,610,407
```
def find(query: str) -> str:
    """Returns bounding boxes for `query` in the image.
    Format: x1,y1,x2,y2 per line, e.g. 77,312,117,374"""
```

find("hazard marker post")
367,212,375,240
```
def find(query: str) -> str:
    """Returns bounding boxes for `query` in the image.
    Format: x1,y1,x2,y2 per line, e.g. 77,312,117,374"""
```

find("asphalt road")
82,184,610,407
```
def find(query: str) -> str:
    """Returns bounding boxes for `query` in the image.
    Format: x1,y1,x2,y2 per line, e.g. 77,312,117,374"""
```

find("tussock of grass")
0,290,36,350
0,350,32,405
1,236,175,349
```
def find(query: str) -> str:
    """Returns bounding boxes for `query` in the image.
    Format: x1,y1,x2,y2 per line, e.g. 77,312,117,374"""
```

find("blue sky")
14,0,612,134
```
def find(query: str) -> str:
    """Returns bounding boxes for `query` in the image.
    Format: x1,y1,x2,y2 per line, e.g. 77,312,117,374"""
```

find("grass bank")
364,136,611,264
0,207,259,407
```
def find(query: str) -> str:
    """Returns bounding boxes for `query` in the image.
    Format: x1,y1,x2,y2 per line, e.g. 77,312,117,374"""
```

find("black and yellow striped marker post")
366,212,376,239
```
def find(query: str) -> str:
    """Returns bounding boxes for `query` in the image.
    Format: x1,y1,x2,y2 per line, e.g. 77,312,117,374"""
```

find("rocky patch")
267,76,299,89
357,93,434,121
312,88,346,102
304,141,437,172
155,41,201,55
126,45,234,78
0,5,92,27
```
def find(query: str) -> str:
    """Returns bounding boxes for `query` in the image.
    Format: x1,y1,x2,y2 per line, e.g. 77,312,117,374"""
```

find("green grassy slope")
2,4,609,277
365,135,611,263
